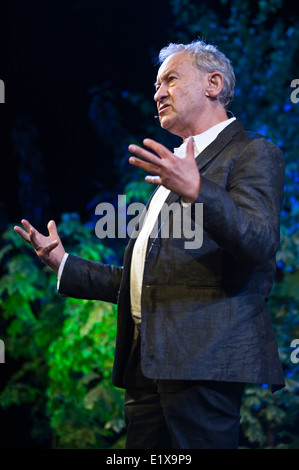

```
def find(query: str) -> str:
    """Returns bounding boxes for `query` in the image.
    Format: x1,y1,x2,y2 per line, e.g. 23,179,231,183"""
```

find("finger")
28,226,41,250
129,156,161,174
14,225,31,244
20,219,35,233
20,219,39,246
145,175,162,185
185,136,195,160
143,138,172,159
128,144,163,167
47,220,58,237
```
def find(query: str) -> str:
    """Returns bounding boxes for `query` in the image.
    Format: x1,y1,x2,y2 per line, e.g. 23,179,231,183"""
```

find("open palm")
14,219,65,273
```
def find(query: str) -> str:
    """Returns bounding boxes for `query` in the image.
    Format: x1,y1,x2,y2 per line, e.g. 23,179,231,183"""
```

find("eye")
168,76,177,83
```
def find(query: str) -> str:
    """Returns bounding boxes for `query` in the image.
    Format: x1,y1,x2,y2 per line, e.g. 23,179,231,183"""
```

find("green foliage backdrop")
1,0,299,448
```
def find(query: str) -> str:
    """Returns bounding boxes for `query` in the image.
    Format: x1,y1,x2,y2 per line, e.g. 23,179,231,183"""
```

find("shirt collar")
173,117,236,158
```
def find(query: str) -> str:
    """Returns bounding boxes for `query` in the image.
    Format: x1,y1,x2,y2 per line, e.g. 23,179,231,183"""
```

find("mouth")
159,104,171,114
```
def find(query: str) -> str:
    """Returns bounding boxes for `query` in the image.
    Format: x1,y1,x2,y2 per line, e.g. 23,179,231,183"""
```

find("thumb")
185,136,195,159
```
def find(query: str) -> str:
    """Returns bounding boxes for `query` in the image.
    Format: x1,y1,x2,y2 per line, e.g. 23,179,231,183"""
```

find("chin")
160,117,173,131
161,121,181,138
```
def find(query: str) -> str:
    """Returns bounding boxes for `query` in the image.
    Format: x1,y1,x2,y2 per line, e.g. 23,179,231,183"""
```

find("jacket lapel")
195,119,244,171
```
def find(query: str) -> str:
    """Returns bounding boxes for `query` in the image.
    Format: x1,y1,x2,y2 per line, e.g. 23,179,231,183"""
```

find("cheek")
176,88,196,105
183,91,204,113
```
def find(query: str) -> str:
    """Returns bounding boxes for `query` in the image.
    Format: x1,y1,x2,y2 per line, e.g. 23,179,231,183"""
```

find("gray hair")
158,40,235,109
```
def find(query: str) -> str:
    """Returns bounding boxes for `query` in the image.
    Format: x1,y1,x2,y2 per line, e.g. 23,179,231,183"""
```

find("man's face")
154,52,208,139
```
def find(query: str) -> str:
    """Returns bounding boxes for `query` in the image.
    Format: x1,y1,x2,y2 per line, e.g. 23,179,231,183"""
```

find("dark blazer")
59,119,286,390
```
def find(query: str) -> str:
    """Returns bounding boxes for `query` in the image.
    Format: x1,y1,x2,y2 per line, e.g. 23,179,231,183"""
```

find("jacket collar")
195,118,244,171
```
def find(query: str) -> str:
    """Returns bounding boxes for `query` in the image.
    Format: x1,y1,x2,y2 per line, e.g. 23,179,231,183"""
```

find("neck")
179,106,229,140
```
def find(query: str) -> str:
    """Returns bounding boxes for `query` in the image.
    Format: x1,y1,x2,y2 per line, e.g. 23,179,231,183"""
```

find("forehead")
156,52,197,81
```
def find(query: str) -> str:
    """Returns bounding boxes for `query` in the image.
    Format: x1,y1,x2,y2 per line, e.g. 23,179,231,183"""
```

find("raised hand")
128,136,201,203
14,219,65,273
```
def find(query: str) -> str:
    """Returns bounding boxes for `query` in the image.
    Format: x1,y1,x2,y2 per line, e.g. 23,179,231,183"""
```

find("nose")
154,84,168,103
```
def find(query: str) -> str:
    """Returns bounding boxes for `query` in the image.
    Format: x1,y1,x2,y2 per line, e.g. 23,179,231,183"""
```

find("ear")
205,72,223,99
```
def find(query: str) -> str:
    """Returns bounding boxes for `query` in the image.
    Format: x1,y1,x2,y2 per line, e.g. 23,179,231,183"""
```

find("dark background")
1,0,298,229
0,0,179,229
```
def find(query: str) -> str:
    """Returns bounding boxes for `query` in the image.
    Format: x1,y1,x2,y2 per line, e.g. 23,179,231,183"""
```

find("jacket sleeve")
197,137,285,265
58,254,123,303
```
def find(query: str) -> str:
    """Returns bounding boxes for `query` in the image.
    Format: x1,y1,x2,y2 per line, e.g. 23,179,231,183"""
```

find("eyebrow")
154,69,178,88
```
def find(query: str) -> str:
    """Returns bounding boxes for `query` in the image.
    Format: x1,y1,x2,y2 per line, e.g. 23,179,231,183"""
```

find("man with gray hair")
15,39,285,449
